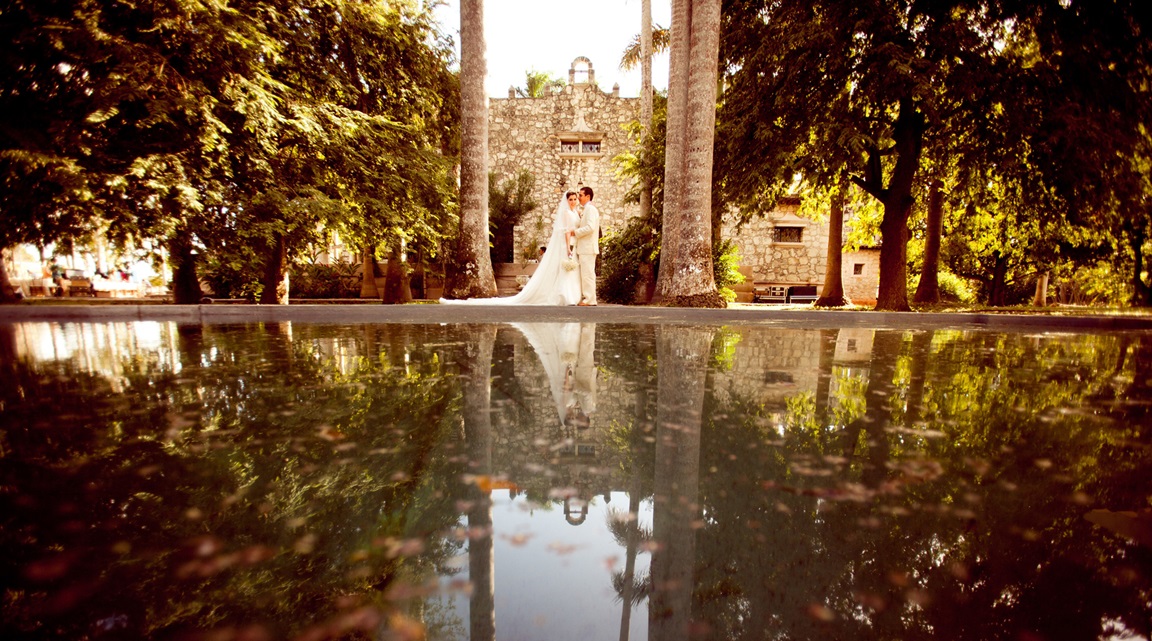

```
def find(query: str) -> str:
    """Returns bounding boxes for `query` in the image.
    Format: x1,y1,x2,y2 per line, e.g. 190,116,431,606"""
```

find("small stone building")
723,197,880,305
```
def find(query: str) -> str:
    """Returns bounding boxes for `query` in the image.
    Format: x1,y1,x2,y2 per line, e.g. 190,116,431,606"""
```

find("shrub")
291,262,361,299
713,238,745,302
599,219,659,304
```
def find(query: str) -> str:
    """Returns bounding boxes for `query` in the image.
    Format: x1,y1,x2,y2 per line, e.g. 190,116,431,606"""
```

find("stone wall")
488,69,640,262
722,198,881,303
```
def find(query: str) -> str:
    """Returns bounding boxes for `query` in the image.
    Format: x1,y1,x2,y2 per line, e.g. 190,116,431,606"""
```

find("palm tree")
620,26,671,71
515,69,564,98
657,0,724,307
445,0,497,299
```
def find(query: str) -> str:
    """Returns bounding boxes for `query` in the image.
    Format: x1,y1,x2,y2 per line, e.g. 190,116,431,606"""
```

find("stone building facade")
723,198,881,305
488,57,640,260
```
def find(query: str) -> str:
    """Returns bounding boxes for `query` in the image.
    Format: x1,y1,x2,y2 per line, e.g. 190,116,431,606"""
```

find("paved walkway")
2,302,1151,331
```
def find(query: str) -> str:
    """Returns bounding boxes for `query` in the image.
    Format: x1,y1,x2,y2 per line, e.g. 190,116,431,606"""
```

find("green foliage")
614,93,667,216
488,170,537,263
599,218,659,305
908,271,978,305
515,69,565,98
0,0,458,302
712,238,746,302
291,262,361,299
1064,262,1131,305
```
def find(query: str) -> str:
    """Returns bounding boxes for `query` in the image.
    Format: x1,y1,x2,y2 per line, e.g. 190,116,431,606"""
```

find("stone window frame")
770,225,805,245
853,263,865,275
559,136,603,159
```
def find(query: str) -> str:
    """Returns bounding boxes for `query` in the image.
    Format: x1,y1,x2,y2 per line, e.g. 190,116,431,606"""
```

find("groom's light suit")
574,202,599,305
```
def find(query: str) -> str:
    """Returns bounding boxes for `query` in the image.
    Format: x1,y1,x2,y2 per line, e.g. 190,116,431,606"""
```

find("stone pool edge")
2,304,1152,331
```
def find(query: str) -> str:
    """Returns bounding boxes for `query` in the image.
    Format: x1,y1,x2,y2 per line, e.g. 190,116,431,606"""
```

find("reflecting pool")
1,320,1150,641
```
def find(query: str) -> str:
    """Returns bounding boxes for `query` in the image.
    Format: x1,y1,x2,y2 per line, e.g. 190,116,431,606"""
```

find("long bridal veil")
440,195,581,306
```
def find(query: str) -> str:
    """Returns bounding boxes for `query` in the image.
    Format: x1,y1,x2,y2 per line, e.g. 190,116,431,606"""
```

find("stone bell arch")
568,56,595,86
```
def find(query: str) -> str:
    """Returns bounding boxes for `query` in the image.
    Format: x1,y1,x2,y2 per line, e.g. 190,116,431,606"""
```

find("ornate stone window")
560,138,601,156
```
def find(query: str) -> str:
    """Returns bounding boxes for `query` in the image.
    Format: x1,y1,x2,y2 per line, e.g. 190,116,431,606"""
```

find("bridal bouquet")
562,252,579,272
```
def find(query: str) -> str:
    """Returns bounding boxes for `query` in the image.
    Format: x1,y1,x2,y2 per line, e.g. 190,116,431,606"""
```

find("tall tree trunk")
913,178,944,305
814,329,839,427
1129,224,1151,306
259,233,289,305
360,246,380,299
864,99,925,312
169,231,202,304
816,176,850,307
462,325,497,641
659,0,724,308
638,0,655,304
0,248,20,303
445,0,497,299
656,0,691,300
1032,271,1049,307
988,250,1008,306
381,243,413,304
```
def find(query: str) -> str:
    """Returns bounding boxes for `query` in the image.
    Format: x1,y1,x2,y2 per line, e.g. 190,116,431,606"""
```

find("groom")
574,186,599,306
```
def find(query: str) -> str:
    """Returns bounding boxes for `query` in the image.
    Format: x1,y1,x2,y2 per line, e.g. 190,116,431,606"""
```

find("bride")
441,191,583,305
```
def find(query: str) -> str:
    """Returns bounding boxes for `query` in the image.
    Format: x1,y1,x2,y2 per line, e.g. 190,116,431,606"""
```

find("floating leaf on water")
1085,509,1152,548
547,542,580,555
806,603,836,622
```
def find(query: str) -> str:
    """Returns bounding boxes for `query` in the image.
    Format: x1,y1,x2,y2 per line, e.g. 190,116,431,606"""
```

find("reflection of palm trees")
607,501,654,640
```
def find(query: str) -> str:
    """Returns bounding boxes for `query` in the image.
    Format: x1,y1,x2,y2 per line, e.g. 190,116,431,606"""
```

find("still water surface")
1,321,1150,641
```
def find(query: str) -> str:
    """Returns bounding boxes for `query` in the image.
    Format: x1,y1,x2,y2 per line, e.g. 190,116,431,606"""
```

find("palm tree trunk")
462,325,497,641
445,0,497,299
656,0,691,300
638,0,655,304
649,326,708,640
659,0,724,308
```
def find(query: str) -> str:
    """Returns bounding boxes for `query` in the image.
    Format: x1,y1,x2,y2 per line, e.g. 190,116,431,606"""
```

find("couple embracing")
443,186,599,306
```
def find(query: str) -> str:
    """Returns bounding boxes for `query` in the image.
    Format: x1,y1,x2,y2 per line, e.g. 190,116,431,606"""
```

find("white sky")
432,0,671,98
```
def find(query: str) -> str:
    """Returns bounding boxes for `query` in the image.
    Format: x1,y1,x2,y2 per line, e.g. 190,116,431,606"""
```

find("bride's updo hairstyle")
566,191,578,200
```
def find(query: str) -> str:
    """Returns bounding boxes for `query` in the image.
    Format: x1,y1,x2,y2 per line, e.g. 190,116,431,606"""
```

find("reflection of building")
835,329,875,363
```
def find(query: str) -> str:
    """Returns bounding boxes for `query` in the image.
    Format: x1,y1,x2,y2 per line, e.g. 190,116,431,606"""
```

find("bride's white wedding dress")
440,196,582,306
512,322,583,425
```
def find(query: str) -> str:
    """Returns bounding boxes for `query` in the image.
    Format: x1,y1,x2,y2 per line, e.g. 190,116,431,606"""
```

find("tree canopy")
0,0,458,303
716,0,1152,309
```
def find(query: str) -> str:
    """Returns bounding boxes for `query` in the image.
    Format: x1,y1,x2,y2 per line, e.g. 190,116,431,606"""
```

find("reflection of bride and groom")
514,322,596,430
442,186,600,306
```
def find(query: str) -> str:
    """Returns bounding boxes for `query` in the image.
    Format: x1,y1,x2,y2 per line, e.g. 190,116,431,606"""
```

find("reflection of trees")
689,328,1152,640
649,326,714,641
0,322,479,639
461,324,497,641
598,324,660,640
